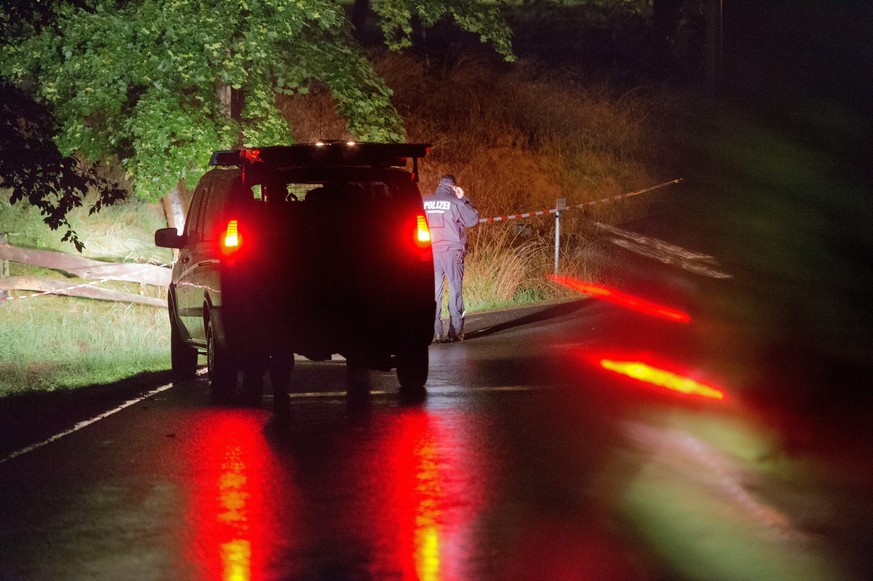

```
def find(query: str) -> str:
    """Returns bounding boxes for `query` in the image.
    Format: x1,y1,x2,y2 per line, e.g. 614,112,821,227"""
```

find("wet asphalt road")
0,299,662,580
0,280,694,576
2,289,871,580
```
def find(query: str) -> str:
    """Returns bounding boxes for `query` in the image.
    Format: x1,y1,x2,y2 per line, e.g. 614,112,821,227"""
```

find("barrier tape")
1,179,682,302
0,261,174,303
478,178,682,224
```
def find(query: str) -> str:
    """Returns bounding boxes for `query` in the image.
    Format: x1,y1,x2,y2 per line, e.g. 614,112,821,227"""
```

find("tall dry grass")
279,53,673,306
385,53,670,304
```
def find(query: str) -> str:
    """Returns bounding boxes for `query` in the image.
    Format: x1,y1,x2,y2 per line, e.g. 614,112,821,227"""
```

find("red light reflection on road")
184,412,292,581
357,410,493,580
599,358,726,400
548,274,691,323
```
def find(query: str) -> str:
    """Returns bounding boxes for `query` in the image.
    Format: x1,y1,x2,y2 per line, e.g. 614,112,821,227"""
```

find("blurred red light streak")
548,274,691,323
599,358,725,400
242,148,261,164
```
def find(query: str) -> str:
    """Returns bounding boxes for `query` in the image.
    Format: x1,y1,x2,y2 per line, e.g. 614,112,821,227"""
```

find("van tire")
207,313,237,401
170,322,199,381
397,345,428,402
169,295,198,381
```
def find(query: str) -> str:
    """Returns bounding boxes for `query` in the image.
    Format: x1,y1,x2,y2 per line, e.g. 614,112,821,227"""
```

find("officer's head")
439,175,456,187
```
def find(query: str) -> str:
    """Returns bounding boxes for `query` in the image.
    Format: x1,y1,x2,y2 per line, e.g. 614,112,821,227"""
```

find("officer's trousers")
433,249,465,339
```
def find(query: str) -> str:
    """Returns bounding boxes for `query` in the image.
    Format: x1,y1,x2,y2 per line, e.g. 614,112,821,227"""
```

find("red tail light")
415,214,431,247
410,213,432,262
220,219,243,256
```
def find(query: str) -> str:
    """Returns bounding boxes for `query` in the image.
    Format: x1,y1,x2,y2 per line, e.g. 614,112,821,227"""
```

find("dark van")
155,142,435,410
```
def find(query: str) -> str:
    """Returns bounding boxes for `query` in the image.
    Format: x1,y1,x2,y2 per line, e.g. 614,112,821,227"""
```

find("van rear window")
257,180,411,206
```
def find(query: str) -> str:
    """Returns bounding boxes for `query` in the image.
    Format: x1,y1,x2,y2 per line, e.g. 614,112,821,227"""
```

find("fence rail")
0,241,169,307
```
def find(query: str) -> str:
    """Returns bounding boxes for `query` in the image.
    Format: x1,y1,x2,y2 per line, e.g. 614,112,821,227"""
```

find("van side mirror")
155,227,186,249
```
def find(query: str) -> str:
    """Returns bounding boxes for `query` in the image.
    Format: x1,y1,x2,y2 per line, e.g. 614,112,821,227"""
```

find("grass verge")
0,296,171,396
1,194,173,398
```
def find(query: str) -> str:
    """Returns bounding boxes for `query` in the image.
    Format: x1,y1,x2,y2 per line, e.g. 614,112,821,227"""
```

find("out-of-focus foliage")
0,81,126,252
517,0,653,23
0,0,515,203
374,0,515,59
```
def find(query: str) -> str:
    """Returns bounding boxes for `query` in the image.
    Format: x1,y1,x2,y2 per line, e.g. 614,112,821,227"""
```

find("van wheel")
170,322,198,381
396,345,428,402
207,315,237,401
169,295,198,381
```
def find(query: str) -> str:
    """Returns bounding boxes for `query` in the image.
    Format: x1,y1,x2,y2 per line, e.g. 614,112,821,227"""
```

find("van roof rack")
209,142,430,171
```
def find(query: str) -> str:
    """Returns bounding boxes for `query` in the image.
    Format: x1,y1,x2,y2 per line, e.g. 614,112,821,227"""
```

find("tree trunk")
652,0,684,46
217,82,244,146
161,185,187,234
651,0,684,72
159,81,241,235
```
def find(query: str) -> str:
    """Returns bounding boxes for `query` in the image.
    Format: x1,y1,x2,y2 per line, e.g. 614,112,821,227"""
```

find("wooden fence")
0,237,170,308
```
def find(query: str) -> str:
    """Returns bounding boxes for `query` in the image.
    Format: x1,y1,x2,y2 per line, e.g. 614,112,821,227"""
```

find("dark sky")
723,1,873,112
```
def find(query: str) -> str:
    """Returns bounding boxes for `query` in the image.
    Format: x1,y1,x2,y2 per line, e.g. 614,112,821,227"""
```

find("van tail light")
415,214,431,248
408,213,431,262
220,219,243,256
413,214,432,262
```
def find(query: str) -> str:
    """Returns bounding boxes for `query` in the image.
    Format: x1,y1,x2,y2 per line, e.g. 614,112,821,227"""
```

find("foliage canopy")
1,0,514,203
0,80,126,252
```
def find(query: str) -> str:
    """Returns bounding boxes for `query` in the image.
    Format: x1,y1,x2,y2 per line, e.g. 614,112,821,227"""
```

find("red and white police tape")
477,178,682,223
1,179,682,303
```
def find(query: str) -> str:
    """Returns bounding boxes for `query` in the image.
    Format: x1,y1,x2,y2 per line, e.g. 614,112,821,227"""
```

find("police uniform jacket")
423,183,479,253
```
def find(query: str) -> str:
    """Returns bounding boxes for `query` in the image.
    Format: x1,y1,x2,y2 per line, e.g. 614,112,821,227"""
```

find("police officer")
423,175,479,342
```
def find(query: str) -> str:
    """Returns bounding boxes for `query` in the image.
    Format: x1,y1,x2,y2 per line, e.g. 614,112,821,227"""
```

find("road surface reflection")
182,399,499,580
184,412,297,581
353,409,490,580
